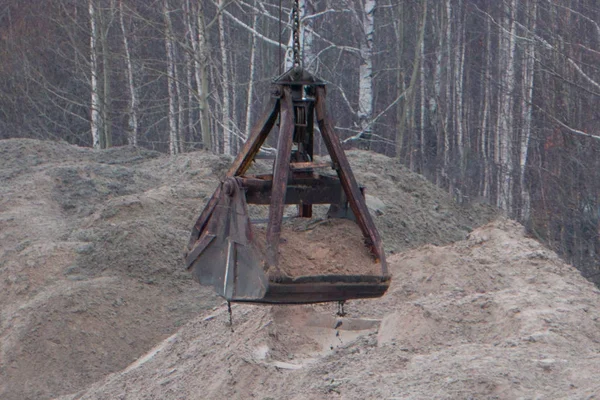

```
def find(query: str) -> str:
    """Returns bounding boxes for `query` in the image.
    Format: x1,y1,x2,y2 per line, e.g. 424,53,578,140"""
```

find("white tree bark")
419,4,426,172
218,0,231,155
455,0,465,162
394,3,405,158
185,0,212,151
358,0,375,138
185,46,194,146
164,0,178,155
430,2,444,183
244,4,259,139
100,2,113,149
396,0,427,166
89,0,101,149
174,47,184,154
443,0,452,179
119,0,138,147
481,14,492,198
497,0,518,213
519,0,537,219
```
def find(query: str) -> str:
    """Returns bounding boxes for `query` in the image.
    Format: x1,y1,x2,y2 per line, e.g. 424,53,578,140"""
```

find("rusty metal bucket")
184,69,390,304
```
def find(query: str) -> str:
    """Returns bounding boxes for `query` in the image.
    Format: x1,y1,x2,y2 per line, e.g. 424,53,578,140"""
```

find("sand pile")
0,139,231,400
253,218,380,277
0,139,496,399
59,219,600,399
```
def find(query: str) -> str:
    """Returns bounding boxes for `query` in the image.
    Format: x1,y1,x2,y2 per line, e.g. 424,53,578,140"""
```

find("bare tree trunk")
218,0,231,155
358,0,375,140
185,47,194,146
119,0,138,147
164,0,178,155
454,0,465,201
481,14,492,198
497,0,518,213
244,3,259,139
100,2,112,148
89,0,102,149
419,3,426,173
454,0,464,163
394,3,405,158
397,0,427,165
198,14,212,152
173,45,185,153
431,2,444,184
186,0,212,151
519,0,537,219
443,0,452,185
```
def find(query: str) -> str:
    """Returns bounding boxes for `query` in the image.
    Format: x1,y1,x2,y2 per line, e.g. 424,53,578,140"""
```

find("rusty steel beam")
239,176,343,205
227,97,280,178
187,184,222,250
266,87,295,269
188,98,279,252
314,86,388,276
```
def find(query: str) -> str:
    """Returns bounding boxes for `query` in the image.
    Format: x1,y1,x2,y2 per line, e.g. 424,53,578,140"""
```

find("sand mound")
60,219,600,400
254,218,379,277
0,139,496,399
0,139,231,399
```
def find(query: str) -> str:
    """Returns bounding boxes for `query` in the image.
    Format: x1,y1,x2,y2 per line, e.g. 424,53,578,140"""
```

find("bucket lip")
236,278,390,304
268,274,391,284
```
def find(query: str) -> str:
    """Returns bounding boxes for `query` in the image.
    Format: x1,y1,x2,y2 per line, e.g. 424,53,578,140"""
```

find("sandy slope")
0,139,495,399
60,220,600,400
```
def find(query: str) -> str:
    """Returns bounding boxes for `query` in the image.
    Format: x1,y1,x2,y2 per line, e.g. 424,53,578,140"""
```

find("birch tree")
89,0,102,149
164,0,179,155
185,0,212,151
99,1,114,149
519,0,537,219
244,3,259,138
496,0,518,213
218,0,232,155
396,1,427,165
119,0,138,146
356,0,375,139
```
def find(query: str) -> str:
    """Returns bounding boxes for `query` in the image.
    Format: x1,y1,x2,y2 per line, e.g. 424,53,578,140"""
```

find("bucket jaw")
185,68,390,304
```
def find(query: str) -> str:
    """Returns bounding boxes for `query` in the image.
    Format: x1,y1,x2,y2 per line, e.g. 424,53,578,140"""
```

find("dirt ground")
56,219,600,400
0,139,232,400
0,138,505,400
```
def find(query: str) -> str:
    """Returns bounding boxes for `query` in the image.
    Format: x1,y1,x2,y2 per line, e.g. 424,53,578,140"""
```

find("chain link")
292,0,301,68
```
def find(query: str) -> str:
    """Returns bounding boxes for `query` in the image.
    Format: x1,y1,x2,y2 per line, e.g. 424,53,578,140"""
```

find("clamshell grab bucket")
184,68,390,304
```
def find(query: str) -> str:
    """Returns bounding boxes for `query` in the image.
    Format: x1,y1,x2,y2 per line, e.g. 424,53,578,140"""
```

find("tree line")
1,0,600,282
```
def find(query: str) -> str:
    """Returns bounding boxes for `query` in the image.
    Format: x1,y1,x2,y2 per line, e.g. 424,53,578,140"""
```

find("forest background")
1,0,600,283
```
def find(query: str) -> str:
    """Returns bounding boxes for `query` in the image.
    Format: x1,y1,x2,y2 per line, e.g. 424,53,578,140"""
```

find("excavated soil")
57,220,600,400
0,139,499,399
253,218,380,277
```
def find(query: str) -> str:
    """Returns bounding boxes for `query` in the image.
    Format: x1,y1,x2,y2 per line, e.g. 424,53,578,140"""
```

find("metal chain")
292,0,301,68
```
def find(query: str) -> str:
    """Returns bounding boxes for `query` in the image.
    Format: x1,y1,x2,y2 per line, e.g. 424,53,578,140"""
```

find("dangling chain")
292,0,301,68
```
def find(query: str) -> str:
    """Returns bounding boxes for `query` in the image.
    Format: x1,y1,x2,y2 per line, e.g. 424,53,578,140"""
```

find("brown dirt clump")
253,218,381,277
